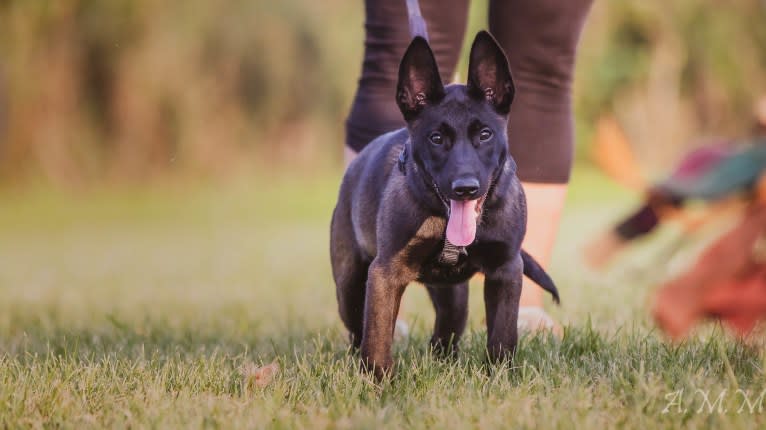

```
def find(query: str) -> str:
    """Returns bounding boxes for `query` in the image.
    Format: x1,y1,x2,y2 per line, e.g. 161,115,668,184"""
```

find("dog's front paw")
360,354,394,381
486,341,517,365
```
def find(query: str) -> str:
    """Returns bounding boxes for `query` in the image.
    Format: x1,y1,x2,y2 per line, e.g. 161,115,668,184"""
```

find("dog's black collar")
398,145,407,175
486,151,506,200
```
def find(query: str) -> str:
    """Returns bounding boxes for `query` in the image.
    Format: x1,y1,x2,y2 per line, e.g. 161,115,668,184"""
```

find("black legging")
345,0,593,183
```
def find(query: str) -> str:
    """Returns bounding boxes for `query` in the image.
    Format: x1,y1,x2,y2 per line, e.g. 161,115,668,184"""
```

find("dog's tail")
521,249,560,304
405,0,429,41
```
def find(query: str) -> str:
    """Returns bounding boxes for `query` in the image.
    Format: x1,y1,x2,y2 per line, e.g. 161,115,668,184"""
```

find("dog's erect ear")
396,36,445,121
467,31,515,115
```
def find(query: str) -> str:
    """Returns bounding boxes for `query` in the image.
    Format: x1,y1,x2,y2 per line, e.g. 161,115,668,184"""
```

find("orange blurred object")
652,197,766,339
591,115,647,191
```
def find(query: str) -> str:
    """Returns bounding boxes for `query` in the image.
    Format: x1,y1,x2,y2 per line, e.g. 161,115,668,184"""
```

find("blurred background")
1,0,765,187
2,0,766,339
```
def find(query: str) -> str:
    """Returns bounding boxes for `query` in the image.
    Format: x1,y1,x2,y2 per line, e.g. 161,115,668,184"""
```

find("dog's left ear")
467,31,515,115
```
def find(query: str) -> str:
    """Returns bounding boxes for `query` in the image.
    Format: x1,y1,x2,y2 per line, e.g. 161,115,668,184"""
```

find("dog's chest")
402,217,479,283
416,253,478,284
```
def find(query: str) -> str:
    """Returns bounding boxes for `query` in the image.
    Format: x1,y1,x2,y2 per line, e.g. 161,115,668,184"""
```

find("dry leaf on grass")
240,361,280,390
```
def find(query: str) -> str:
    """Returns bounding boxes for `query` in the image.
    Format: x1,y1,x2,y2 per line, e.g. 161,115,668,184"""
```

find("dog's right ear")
396,36,445,121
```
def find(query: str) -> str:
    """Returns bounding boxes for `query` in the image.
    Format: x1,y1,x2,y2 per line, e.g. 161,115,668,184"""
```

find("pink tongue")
446,199,478,247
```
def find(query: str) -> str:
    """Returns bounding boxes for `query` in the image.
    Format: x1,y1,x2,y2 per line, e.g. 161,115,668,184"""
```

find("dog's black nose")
452,178,480,197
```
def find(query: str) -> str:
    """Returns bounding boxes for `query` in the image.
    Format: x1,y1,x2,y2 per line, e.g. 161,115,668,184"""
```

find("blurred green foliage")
0,0,365,183
578,1,766,125
0,0,764,185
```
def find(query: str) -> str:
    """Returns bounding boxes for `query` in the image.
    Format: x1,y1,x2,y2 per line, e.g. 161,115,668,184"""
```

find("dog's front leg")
360,260,408,380
483,253,523,363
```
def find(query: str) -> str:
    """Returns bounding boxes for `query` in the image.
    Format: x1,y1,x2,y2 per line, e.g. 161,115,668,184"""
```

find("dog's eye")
429,132,443,145
479,128,493,142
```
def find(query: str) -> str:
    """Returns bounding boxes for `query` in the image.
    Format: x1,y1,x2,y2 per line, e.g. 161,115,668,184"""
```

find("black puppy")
330,31,559,380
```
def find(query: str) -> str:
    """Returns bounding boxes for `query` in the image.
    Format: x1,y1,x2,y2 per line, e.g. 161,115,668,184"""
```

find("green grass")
1,166,765,428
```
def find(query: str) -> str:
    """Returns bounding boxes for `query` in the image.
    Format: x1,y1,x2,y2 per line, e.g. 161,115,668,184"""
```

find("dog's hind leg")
426,282,469,355
331,207,368,348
